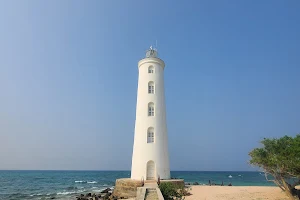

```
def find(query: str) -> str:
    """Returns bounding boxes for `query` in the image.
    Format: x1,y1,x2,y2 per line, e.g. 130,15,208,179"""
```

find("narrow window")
148,81,154,94
147,127,154,143
148,66,154,73
148,102,154,116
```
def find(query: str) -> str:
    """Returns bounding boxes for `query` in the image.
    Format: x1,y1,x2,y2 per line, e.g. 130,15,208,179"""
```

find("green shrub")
159,182,187,200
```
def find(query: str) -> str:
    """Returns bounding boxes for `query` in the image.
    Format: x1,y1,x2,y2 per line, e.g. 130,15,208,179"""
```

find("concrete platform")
112,178,185,199
112,178,144,199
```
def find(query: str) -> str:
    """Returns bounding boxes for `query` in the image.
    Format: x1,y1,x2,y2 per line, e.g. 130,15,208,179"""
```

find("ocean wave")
30,193,53,197
87,181,97,184
57,191,76,195
75,180,97,184
75,180,87,183
30,193,43,196
92,189,104,192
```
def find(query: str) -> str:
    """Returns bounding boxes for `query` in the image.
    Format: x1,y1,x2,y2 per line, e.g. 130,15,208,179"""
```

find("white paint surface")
131,49,170,180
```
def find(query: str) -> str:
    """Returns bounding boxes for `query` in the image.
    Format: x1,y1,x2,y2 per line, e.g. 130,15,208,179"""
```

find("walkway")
136,181,164,200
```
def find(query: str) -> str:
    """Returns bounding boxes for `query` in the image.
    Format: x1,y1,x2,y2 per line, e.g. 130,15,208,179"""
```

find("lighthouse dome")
145,46,158,58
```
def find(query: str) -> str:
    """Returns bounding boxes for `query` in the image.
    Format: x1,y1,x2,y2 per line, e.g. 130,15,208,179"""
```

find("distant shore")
184,186,289,200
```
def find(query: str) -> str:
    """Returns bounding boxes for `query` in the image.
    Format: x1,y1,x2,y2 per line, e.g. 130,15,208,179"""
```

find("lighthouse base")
112,178,143,199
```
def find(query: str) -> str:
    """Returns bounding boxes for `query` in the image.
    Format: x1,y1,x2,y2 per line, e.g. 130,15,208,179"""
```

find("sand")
184,186,289,200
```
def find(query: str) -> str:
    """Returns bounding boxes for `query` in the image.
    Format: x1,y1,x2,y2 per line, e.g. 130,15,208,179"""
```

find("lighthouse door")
146,161,155,180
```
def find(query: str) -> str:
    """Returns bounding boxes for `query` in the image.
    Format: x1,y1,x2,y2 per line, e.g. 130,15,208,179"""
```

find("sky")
0,0,299,171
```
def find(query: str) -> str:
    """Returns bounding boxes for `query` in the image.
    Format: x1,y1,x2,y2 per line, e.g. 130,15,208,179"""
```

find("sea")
0,170,275,200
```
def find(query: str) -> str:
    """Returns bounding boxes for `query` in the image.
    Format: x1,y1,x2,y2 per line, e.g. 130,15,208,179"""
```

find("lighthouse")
131,47,170,181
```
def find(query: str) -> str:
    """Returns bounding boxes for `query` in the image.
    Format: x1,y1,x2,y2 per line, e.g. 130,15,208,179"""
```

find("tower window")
148,102,154,116
148,66,154,73
148,81,154,94
147,127,154,143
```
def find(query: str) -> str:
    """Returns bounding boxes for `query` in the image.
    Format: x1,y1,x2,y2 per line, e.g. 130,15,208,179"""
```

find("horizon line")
0,169,259,172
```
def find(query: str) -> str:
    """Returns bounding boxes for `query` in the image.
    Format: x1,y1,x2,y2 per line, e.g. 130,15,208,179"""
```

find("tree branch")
291,179,300,188
263,170,285,191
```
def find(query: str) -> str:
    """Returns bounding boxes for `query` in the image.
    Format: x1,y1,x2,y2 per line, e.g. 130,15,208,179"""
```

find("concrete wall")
112,178,143,199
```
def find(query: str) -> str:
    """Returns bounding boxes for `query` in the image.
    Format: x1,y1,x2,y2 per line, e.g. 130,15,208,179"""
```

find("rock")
77,197,88,200
193,182,199,185
102,193,110,200
101,188,112,193
86,193,92,197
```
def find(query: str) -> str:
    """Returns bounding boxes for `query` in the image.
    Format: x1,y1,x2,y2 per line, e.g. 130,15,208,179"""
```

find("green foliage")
249,135,300,178
249,134,300,199
159,182,187,200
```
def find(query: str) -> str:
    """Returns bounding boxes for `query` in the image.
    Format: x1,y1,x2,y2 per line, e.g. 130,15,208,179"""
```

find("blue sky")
0,0,299,171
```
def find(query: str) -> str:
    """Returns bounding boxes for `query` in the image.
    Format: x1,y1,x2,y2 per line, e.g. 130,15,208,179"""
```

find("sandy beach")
185,186,289,200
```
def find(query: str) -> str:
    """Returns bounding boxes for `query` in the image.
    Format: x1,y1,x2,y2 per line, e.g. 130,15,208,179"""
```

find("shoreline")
0,171,280,199
184,186,289,200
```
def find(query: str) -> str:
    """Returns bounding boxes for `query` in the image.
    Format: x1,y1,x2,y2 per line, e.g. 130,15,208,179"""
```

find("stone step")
147,188,156,191
144,188,159,200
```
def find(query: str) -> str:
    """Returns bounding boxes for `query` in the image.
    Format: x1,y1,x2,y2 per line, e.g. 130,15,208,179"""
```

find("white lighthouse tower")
131,47,170,181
